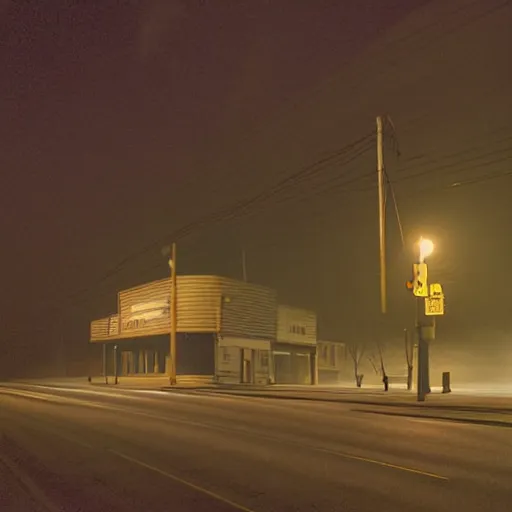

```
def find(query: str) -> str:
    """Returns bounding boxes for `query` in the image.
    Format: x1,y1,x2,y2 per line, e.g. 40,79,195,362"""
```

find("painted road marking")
5,383,207,400
2,407,255,512
1,386,449,482
316,446,448,480
111,449,256,512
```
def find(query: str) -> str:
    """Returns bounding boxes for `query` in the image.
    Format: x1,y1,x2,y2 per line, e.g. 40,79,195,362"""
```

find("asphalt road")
0,383,510,512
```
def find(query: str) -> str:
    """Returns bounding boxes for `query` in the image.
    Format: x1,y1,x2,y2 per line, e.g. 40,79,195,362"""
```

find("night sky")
1,0,511,377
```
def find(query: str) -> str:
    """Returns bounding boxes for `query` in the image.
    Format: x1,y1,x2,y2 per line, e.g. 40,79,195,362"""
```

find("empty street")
0,382,510,511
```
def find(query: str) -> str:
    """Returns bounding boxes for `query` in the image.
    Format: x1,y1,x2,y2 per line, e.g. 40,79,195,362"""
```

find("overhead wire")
64,0,512,305
15,139,512,342
12,1,512,343
393,152,512,188
385,171,406,250
23,132,377,328
356,146,512,193
401,165,512,199
79,135,511,313
395,135,512,174
15,127,512,339
47,131,369,308
183,0,509,228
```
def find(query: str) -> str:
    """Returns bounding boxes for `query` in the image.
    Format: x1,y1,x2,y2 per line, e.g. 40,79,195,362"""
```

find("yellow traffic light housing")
413,263,428,297
430,283,443,297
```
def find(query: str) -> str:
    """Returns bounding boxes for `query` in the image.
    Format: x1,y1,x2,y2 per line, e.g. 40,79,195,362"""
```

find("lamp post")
419,237,434,263
416,237,434,402
162,243,177,385
169,243,177,385
215,295,231,383
113,344,118,385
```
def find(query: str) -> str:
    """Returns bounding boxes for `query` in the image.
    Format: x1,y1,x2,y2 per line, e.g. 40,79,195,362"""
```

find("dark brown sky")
1,0,511,372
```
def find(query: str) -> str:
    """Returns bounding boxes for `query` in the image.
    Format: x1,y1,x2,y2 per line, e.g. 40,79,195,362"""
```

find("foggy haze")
0,0,511,384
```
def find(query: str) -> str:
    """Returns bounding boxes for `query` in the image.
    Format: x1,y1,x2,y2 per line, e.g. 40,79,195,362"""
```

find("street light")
418,237,434,263
414,237,434,402
114,344,118,385
214,295,231,383
161,243,177,385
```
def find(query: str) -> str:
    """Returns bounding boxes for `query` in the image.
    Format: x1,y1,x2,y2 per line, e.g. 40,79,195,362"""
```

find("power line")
67,0,511,304
23,129,512,326
357,147,512,193
395,135,512,174
14,141,512,340
385,170,405,250
15,3,512,336
218,141,376,225
408,165,512,198
30,132,376,320
393,152,512,187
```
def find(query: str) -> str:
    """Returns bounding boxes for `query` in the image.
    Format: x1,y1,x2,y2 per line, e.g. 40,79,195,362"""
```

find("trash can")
442,372,451,393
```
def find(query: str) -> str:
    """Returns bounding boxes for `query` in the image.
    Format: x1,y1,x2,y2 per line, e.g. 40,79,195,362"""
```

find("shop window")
329,345,336,367
318,344,336,367
289,324,306,335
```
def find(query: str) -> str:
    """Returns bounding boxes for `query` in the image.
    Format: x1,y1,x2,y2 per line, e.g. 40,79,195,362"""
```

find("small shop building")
317,340,348,384
90,275,318,385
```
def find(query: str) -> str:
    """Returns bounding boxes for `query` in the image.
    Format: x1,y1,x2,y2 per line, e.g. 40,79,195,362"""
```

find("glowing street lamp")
413,236,436,403
418,237,434,263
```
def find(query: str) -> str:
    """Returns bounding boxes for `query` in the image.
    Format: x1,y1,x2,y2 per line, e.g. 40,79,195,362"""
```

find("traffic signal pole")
416,297,431,401
412,249,433,401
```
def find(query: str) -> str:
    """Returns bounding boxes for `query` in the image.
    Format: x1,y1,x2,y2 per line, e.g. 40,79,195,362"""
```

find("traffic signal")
430,283,443,297
412,263,428,297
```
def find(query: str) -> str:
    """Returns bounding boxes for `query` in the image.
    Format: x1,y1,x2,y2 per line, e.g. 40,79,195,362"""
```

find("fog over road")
0,383,510,511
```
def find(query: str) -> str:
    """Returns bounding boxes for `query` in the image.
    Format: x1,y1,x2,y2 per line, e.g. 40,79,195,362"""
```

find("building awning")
218,337,271,351
272,342,316,355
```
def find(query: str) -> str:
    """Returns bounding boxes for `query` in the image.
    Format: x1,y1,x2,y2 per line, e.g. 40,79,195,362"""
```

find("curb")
182,389,512,414
353,408,512,428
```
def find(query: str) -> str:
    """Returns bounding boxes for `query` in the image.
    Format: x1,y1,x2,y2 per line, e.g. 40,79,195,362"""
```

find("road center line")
316,446,449,480
2,387,449,482
110,449,257,512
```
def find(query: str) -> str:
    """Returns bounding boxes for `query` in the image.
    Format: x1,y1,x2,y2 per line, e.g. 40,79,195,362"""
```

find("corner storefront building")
90,275,318,385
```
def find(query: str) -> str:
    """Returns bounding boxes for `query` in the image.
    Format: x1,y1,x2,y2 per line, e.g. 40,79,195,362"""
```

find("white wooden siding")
90,314,119,342
91,275,277,341
276,305,317,345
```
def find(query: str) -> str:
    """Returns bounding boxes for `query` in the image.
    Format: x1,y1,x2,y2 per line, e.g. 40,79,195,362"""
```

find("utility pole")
169,242,177,385
376,115,387,314
242,248,248,282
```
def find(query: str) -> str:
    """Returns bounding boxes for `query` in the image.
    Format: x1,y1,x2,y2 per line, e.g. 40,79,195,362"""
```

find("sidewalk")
187,385,512,427
188,386,512,408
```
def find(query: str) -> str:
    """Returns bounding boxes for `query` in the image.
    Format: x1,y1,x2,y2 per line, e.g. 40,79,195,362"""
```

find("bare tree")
377,340,388,391
404,329,413,390
367,340,388,390
348,342,365,387
367,351,380,376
